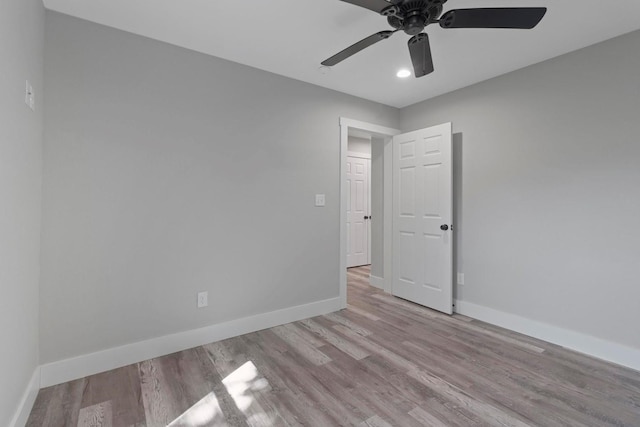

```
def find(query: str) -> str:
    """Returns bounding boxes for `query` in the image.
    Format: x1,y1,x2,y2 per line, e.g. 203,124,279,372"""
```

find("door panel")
422,233,442,290
399,167,416,216
347,156,370,267
398,231,416,284
392,123,453,314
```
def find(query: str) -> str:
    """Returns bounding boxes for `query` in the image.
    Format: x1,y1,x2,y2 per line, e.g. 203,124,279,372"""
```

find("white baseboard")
40,297,341,388
455,300,640,372
10,367,40,427
369,274,384,289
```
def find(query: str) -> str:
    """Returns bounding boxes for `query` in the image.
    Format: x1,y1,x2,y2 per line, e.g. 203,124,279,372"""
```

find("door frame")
339,117,400,308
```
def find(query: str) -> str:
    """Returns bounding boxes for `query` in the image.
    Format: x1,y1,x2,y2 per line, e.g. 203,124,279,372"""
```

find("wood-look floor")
27,266,640,426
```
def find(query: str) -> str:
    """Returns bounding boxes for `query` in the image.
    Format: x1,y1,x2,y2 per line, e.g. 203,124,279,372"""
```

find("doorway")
346,134,371,268
339,118,454,315
339,118,400,309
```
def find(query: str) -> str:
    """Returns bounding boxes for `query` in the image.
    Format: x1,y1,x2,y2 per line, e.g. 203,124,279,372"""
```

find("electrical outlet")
457,273,465,286
197,291,208,308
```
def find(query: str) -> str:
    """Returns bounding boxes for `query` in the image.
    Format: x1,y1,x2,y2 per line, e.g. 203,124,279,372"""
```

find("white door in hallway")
347,155,370,268
392,123,453,314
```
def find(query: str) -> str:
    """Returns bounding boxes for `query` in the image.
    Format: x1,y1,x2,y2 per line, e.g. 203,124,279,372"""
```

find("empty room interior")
3,0,640,425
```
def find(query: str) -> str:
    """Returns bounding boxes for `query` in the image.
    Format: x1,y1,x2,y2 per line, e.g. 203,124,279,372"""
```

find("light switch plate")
25,80,34,111
457,273,465,286
315,194,325,207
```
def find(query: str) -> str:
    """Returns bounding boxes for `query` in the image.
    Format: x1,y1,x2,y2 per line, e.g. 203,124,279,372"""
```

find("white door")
347,155,370,267
392,123,453,314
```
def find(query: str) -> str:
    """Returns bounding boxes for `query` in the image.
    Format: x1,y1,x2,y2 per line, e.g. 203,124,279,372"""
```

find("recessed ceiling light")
396,69,411,78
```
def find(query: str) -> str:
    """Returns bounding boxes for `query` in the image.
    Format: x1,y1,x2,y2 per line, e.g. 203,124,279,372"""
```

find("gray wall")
401,30,640,349
347,136,371,155
41,12,399,363
370,138,384,279
0,0,44,423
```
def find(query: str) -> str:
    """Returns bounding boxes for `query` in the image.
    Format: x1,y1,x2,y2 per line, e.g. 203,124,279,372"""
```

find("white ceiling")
43,0,640,108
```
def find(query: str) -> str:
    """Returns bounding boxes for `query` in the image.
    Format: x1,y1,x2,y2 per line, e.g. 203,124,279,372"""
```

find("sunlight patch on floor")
222,361,273,426
168,391,224,427
167,360,275,426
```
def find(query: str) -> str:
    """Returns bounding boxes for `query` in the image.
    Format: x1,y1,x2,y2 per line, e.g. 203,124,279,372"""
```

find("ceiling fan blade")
339,0,397,16
408,33,434,78
322,31,396,66
439,8,547,29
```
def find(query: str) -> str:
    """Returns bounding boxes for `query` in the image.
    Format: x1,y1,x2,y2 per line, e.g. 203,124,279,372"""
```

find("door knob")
440,224,449,231
364,216,370,220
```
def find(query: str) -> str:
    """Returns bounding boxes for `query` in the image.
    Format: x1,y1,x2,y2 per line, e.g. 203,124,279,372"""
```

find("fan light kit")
396,69,411,78
322,0,547,78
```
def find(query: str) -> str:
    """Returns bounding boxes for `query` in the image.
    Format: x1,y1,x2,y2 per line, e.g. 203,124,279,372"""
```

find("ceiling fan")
321,0,547,77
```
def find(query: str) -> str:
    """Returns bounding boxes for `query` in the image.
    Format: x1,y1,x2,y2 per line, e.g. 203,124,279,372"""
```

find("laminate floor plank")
346,304,381,322
184,347,243,416
330,323,421,373
205,337,283,422
232,334,308,426
253,342,361,425
347,278,370,291
244,330,362,426
347,266,371,281
323,311,373,336
296,346,376,424
25,386,55,427
238,334,333,426
333,319,476,391
299,318,370,360
539,345,640,396
407,405,449,427
406,368,533,427
167,391,227,427
452,341,632,427
346,271,370,282
27,266,640,426
401,341,583,427
77,401,113,427
321,329,485,427
212,338,291,427
79,363,145,426
437,331,640,425
30,379,86,427
318,345,424,427
279,322,326,348
358,415,392,427
138,359,182,427
271,324,332,366
370,303,636,425
419,401,479,427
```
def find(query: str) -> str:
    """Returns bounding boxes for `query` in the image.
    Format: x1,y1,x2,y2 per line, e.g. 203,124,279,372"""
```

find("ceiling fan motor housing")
387,0,448,35
404,13,427,35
